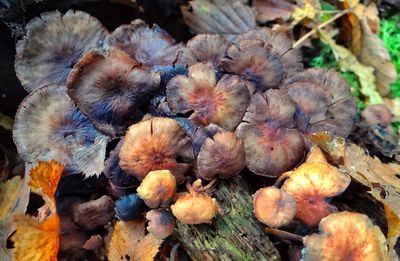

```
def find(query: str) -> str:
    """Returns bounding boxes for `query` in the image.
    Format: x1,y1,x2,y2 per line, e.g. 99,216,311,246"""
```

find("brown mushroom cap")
107,19,183,68
361,104,393,128
236,90,306,177
282,160,351,227
166,62,250,131
303,212,388,261
146,209,176,239
67,47,160,138
253,187,296,228
13,84,109,177
281,68,356,138
15,10,108,92
178,34,229,68
119,117,194,183
196,131,246,180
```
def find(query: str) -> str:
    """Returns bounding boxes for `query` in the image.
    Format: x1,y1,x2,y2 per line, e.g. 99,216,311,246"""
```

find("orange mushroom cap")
253,187,296,228
137,170,177,208
119,117,194,183
303,211,389,261
166,62,250,131
282,148,351,226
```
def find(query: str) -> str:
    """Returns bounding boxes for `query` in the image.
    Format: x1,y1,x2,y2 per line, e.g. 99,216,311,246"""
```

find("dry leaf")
181,0,256,41
318,28,383,104
108,220,162,261
383,204,400,259
353,2,380,33
12,214,60,261
383,98,400,122
291,2,319,26
253,0,293,23
28,160,63,212
0,176,30,261
340,0,362,56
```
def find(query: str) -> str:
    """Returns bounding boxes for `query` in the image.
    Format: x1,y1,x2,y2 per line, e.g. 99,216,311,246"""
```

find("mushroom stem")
274,171,292,188
186,181,195,194
201,178,218,192
265,227,303,242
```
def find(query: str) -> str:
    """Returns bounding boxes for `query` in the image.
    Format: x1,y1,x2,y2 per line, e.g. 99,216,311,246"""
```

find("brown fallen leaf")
108,220,162,261
252,0,293,23
340,0,362,56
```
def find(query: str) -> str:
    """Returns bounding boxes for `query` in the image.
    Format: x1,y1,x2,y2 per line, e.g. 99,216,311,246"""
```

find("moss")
379,14,400,97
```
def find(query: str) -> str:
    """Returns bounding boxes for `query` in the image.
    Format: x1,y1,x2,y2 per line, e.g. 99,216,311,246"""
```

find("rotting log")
174,176,280,261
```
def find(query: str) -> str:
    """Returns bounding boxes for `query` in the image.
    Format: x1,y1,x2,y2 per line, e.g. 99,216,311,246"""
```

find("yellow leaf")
12,214,59,261
291,2,318,26
28,160,63,212
108,220,162,261
318,28,383,104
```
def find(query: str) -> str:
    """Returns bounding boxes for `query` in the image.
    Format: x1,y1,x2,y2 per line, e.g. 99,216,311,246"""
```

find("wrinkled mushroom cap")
107,19,183,68
282,161,351,226
303,212,388,261
13,84,109,177
178,34,229,67
253,187,296,228
146,209,176,239
119,117,194,183
197,131,245,180
236,90,306,177
166,62,250,131
281,68,356,138
15,10,108,92
137,170,177,208
67,47,160,138
171,193,218,224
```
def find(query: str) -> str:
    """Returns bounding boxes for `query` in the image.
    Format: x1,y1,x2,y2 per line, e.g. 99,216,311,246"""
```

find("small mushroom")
67,47,160,138
178,34,229,68
15,10,108,92
221,28,302,92
281,68,357,138
115,193,145,221
119,117,194,183
13,84,109,177
166,62,250,130
171,192,218,225
194,126,245,180
137,170,177,208
282,147,351,227
253,186,296,228
236,89,306,177
303,211,388,261
361,104,393,128
146,209,176,239
107,19,183,68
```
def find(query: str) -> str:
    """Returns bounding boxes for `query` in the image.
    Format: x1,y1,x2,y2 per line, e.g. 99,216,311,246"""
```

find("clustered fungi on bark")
11,8,366,259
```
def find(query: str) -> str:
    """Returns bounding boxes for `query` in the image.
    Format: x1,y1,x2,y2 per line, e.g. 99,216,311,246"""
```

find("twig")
265,227,303,242
293,9,350,48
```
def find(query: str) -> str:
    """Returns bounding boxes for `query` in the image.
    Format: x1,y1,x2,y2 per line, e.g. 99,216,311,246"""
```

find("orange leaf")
108,220,162,261
12,214,59,261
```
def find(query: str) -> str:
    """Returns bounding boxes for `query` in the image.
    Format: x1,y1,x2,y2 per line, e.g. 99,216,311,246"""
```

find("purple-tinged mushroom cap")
13,84,109,177
107,19,183,68
15,10,108,92
236,90,306,177
67,47,160,138
281,68,356,138
166,62,250,131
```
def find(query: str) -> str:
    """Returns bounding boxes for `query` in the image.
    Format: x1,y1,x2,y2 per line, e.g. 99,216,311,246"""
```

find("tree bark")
174,176,280,261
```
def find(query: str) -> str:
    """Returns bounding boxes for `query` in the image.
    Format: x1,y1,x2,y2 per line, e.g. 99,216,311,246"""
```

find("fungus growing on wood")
166,62,250,130
303,212,388,261
146,209,176,239
253,186,296,228
119,117,194,183
282,147,351,226
221,28,302,92
194,127,245,180
137,170,177,208
15,10,108,92
13,84,109,177
236,89,306,177
281,68,357,138
178,34,229,68
67,47,160,138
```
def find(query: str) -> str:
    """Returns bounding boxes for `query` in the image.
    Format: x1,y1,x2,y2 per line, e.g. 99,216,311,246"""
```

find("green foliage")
380,15,400,97
309,41,366,109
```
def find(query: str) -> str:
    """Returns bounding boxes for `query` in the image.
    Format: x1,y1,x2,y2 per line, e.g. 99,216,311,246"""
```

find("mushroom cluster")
12,9,359,252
